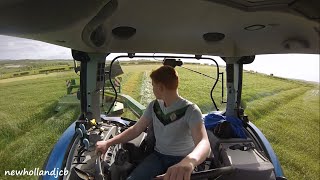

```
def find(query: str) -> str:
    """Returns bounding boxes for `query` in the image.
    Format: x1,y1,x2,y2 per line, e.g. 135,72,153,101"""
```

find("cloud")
0,35,72,59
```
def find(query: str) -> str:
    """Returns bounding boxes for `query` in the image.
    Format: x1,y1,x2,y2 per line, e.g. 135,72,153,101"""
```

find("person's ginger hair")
150,65,179,90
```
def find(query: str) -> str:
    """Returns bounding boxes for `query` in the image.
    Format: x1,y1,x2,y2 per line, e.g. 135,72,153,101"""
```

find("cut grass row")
245,86,311,121
118,68,145,119
252,88,319,180
242,72,309,105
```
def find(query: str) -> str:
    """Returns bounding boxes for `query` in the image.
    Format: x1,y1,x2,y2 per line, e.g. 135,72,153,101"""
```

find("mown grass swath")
0,61,318,180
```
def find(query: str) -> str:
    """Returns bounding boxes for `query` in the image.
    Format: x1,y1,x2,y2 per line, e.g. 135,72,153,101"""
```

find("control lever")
95,151,105,180
76,128,83,138
80,124,86,133
83,138,90,150
74,167,94,180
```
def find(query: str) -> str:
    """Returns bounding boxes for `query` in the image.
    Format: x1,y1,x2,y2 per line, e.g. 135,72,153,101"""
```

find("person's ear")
158,83,165,92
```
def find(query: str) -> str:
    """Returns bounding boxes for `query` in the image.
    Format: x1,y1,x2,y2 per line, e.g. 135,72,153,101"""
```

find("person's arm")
95,116,151,154
163,122,210,180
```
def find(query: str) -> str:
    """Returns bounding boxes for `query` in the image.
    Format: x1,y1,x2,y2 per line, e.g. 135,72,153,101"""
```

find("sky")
0,35,319,82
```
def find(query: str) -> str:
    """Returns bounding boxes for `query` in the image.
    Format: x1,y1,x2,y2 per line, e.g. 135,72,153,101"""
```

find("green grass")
251,88,319,180
0,60,74,79
0,62,319,180
114,64,158,119
177,65,225,113
242,71,319,179
0,71,79,180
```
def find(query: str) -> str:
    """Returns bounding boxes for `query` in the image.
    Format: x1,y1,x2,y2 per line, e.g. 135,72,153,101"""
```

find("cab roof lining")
0,0,319,56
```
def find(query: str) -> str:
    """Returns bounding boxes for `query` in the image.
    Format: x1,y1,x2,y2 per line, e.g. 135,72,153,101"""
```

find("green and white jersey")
142,97,203,156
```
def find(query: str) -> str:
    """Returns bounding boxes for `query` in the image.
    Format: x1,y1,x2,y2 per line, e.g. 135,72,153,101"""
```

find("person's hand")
95,140,111,155
159,159,195,180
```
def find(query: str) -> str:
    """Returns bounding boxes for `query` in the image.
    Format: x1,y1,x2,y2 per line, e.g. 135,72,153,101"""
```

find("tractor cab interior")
63,53,278,180
1,1,318,180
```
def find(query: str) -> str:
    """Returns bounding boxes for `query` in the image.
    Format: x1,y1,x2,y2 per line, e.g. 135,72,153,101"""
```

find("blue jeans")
126,151,184,180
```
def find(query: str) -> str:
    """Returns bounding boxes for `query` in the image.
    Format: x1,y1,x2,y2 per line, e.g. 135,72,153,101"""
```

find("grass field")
0,60,74,79
0,62,319,180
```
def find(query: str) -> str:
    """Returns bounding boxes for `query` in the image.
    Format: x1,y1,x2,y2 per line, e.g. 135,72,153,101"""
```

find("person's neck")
162,91,180,107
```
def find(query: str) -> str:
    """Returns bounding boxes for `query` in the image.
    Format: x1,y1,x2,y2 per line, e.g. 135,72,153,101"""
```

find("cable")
180,66,221,82
105,58,124,115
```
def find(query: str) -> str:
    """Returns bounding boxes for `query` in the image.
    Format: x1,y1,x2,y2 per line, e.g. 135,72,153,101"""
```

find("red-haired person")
96,65,210,180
